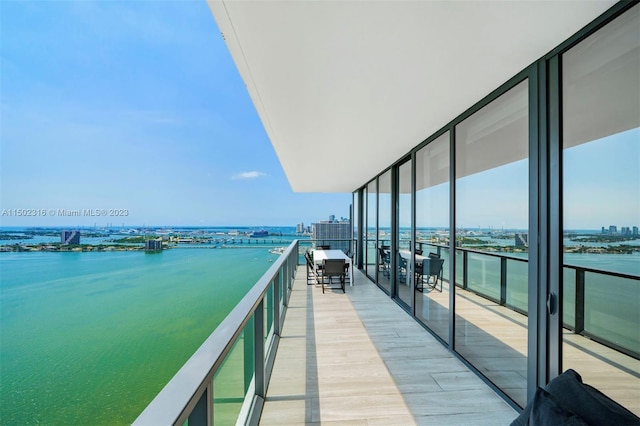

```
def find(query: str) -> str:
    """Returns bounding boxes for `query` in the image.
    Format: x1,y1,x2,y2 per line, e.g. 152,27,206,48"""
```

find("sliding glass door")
395,159,412,308
454,80,529,407
561,4,640,413
415,132,450,342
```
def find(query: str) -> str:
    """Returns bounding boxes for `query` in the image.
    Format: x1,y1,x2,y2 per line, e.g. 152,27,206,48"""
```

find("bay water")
0,247,283,425
1,238,637,424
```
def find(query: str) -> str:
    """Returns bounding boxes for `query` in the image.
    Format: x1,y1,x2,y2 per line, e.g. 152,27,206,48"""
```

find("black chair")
317,245,331,250
417,257,444,292
398,254,408,283
305,252,321,285
322,259,346,293
378,247,390,277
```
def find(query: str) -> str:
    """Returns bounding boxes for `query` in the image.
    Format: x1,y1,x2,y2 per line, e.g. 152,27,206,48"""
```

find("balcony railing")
431,243,639,359
365,238,639,359
136,236,637,424
134,240,299,425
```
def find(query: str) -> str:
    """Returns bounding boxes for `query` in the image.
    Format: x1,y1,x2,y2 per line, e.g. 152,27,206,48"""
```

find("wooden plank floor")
260,267,518,425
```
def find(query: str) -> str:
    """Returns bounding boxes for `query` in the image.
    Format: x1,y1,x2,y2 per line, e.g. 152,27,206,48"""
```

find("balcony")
135,239,639,424
260,265,517,424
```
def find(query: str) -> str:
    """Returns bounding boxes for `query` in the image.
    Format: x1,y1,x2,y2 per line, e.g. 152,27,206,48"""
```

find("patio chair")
305,251,321,285
378,247,391,277
343,262,350,286
417,257,444,292
322,259,346,293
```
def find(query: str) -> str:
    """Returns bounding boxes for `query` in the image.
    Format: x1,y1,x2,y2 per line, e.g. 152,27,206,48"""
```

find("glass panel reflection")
455,79,529,407
562,4,640,415
366,181,377,279
378,170,392,293
396,160,412,307
415,132,450,342
213,317,254,425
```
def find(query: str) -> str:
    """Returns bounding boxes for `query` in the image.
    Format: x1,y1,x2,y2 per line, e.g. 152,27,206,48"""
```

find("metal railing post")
254,300,265,399
186,387,208,426
575,268,585,334
273,274,281,336
462,250,468,290
500,257,507,305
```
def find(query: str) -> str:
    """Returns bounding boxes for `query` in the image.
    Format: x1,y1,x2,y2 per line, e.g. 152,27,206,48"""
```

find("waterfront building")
609,225,618,234
311,219,351,252
515,233,528,247
634,226,639,236
144,238,163,252
60,230,80,245
138,2,639,424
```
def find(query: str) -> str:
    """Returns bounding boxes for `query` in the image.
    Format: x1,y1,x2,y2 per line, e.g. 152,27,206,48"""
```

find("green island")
107,236,163,244
0,242,169,253
568,234,638,243
0,233,32,240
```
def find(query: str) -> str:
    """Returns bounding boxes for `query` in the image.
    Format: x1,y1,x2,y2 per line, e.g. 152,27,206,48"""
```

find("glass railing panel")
563,268,577,329
213,316,254,425
466,252,501,301
265,282,274,348
506,259,527,313
440,247,451,282
584,272,639,355
455,249,464,286
278,270,284,311
366,238,377,280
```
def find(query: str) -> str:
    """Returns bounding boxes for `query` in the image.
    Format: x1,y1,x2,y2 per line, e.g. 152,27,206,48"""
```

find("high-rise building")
296,222,304,233
329,215,335,222
515,233,528,247
145,238,163,252
609,225,618,234
312,220,351,252
633,226,639,237
61,230,80,245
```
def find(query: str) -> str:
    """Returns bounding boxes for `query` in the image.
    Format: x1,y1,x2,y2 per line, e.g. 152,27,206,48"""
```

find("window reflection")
562,4,640,415
378,170,392,293
396,160,412,307
415,132,450,342
455,80,529,407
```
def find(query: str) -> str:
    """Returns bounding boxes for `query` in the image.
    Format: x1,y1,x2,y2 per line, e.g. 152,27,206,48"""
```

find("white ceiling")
207,0,617,193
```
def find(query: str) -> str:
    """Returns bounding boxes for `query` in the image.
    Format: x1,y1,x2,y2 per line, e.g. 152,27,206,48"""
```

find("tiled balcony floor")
364,264,640,415
260,267,518,425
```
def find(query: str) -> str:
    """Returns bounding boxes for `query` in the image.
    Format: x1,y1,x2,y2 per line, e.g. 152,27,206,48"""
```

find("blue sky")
0,1,350,227
1,2,638,231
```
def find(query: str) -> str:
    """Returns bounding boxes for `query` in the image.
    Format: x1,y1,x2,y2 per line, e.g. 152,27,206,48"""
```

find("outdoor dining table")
398,249,427,265
313,249,354,286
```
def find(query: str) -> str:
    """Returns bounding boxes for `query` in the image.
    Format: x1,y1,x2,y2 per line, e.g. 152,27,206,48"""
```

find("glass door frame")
392,154,414,311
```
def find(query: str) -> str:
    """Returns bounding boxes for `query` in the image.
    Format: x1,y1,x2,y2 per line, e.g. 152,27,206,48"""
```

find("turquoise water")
0,247,281,425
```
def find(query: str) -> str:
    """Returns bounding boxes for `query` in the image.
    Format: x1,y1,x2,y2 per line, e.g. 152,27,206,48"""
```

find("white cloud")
232,171,267,180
